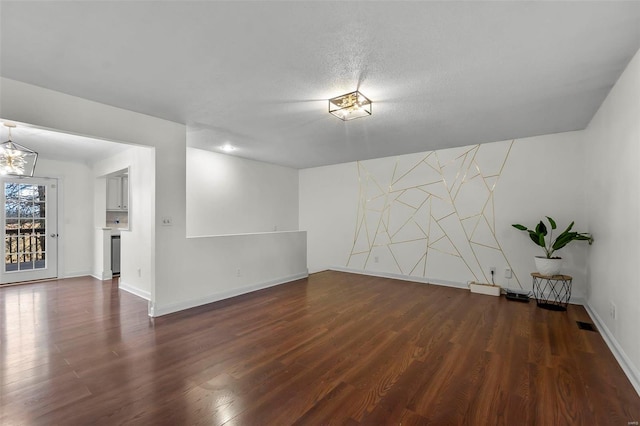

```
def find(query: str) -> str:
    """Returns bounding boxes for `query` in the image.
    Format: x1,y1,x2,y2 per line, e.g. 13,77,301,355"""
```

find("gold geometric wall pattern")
347,141,521,288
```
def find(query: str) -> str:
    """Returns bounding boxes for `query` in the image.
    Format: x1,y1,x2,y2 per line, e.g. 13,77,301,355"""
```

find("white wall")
498,132,589,294
33,158,94,278
93,145,155,300
186,147,298,236
300,132,589,298
299,161,359,276
155,231,307,316
0,78,307,316
584,48,640,393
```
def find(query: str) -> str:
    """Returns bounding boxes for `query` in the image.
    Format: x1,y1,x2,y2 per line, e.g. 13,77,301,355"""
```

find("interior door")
1,177,58,284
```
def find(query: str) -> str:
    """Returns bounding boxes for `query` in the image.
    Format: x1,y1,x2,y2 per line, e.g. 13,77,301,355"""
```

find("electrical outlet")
161,217,172,226
374,256,379,263
504,268,512,279
489,266,496,274
236,268,241,277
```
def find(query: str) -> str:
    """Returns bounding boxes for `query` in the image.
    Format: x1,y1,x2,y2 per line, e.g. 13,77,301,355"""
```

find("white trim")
91,270,112,281
570,296,585,305
584,303,640,397
31,174,65,281
150,271,309,317
188,230,305,239
533,287,585,306
330,266,469,289
119,280,150,300
330,267,587,305
61,270,93,279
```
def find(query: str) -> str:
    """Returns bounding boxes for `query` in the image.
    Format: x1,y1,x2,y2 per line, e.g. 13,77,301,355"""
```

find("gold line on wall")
410,251,427,276
349,141,515,285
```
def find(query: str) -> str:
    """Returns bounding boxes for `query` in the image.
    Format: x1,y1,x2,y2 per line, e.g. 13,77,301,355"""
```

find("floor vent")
577,321,597,332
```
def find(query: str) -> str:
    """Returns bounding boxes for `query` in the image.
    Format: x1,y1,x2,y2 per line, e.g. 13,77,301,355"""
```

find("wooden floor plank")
1,271,639,425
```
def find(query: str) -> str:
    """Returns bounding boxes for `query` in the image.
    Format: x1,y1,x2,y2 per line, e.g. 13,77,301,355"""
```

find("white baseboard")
150,271,309,317
91,270,112,281
584,303,640,397
330,267,588,306
533,288,584,306
119,280,151,301
330,266,468,289
60,270,93,279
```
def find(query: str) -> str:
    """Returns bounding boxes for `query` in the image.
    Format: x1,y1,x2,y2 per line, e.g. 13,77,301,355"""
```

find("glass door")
1,178,58,284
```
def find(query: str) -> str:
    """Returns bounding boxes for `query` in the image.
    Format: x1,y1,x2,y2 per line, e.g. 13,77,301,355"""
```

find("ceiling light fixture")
328,90,372,121
0,123,38,177
221,143,236,152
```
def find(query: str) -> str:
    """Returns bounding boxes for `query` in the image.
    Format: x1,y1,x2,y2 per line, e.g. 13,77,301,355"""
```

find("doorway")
1,177,58,284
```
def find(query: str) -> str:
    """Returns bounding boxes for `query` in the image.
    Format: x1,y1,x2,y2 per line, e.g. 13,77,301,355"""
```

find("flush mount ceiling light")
328,90,372,121
0,123,38,177
221,143,236,152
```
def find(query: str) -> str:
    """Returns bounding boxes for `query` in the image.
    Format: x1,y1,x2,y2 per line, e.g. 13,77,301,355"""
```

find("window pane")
6,202,18,218
19,220,35,232
20,256,34,270
19,201,34,218
33,219,46,232
34,202,46,218
34,252,45,269
36,186,46,202
18,235,29,252
18,184,31,196
33,234,46,252
3,183,50,274
5,236,18,254
4,183,19,201
5,254,18,272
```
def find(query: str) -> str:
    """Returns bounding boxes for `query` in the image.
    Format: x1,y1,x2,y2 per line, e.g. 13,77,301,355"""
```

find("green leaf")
552,233,575,251
546,216,557,229
535,221,547,236
528,231,544,247
574,234,593,242
562,221,574,234
516,217,593,254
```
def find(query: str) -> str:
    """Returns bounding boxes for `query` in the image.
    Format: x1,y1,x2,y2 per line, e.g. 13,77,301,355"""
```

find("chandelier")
328,90,372,121
0,123,38,177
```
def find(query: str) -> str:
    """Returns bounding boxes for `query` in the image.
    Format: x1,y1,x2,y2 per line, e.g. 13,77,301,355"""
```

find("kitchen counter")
104,227,127,236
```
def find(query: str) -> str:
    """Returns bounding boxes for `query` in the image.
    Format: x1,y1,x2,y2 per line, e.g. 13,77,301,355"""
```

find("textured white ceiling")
0,120,130,165
1,1,639,168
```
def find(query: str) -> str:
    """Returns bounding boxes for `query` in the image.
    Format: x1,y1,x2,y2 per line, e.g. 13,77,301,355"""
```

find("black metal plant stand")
531,273,573,311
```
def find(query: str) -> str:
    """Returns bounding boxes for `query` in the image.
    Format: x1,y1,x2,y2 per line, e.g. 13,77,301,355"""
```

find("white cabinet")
107,176,128,211
121,177,128,210
106,177,120,210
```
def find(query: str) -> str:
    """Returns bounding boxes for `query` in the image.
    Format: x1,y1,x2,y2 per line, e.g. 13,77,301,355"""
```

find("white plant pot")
534,257,563,276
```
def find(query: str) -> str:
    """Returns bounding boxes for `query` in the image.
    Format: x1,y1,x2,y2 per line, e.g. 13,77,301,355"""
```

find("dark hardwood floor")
1,271,638,425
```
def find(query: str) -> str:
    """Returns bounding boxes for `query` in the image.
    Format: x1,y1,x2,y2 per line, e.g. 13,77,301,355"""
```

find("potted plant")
512,216,593,276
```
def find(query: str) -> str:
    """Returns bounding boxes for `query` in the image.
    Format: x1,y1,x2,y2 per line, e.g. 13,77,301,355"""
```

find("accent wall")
300,131,588,298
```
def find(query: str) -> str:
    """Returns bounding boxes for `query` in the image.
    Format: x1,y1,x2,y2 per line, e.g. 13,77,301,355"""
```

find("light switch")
161,217,172,226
